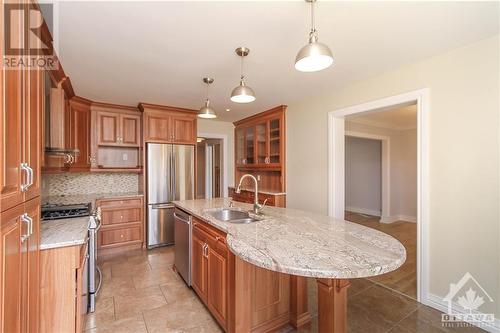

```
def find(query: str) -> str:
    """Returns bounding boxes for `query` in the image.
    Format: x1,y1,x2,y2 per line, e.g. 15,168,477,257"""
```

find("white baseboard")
380,214,417,224
345,206,381,217
423,293,500,333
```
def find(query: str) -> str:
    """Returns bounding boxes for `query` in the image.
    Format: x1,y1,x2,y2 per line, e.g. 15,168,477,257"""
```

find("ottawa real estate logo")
442,272,495,329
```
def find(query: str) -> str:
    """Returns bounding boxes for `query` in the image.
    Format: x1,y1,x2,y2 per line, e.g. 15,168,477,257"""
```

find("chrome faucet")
236,174,267,215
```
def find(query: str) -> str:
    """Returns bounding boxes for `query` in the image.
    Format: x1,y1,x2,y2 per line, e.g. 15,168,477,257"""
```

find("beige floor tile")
84,314,147,333
160,280,196,303
98,275,136,299
142,299,215,333
111,260,152,278
113,286,167,320
85,297,115,330
132,265,179,289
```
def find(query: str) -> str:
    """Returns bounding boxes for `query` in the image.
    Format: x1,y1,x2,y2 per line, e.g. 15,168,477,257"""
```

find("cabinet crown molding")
138,102,197,115
233,105,287,126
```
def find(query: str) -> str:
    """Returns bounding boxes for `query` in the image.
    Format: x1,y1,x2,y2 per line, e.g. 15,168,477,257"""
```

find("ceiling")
347,104,417,130
54,1,499,122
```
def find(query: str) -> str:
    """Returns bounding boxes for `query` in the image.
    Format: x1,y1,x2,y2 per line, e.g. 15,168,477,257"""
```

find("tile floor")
87,244,484,333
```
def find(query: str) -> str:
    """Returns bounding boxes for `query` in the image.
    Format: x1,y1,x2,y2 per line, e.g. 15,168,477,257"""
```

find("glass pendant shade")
230,81,256,103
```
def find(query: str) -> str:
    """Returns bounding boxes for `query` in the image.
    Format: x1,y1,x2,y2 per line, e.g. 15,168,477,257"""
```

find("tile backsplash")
42,172,140,196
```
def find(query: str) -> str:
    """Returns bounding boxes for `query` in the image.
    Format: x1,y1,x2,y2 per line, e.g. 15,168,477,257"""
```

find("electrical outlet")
122,153,128,161
257,175,261,181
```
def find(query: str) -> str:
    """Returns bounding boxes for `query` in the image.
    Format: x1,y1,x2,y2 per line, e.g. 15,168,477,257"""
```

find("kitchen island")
174,198,406,333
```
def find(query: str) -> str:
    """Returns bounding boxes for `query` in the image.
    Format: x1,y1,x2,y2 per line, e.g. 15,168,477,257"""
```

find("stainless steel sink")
208,209,260,224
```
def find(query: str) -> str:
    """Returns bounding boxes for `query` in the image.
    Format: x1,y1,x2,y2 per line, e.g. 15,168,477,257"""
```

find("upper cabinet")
90,102,143,172
68,97,92,171
139,103,197,145
96,109,141,147
234,105,285,169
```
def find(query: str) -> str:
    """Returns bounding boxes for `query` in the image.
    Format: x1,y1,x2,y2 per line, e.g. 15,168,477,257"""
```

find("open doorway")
196,137,223,199
344,104,417,299
328,88,429,303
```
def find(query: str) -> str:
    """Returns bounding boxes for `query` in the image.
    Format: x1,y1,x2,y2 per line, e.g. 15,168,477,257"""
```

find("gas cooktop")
41,203,92,221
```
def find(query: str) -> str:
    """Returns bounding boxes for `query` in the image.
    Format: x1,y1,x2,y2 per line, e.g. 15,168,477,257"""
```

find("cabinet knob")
120,234,124,238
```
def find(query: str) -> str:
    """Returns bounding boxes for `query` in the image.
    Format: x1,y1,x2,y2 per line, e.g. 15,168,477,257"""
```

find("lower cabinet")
192,219,229,329
0,197,40,333
96,196,144,255
40,243,87,333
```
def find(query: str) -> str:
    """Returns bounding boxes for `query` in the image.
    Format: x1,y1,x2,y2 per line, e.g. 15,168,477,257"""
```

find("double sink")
208,209,261,224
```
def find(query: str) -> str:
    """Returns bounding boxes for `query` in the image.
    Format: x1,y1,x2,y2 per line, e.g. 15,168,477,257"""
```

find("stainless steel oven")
88,214,102,312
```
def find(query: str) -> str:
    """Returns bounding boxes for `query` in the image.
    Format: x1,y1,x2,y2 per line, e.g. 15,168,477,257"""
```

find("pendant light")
295,0,333,72
198,77,217,119
230,47,256,103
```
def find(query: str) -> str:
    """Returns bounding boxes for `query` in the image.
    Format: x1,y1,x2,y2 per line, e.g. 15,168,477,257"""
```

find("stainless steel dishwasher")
173,208,192,286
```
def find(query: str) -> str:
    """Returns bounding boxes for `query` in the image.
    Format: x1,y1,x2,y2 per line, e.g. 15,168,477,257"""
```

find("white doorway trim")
198,132,229,198
327,88,429,303
345,131,390,221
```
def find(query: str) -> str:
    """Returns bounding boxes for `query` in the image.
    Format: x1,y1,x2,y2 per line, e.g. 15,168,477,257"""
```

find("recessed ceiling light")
225,108,231,112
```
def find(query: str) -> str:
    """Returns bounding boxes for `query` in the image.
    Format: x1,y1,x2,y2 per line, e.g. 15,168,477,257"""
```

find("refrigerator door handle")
152,204,175,209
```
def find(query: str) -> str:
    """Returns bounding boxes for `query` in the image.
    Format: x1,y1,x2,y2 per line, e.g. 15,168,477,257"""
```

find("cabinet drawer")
100,226,141,247
98,198,142,208
101,207,141,225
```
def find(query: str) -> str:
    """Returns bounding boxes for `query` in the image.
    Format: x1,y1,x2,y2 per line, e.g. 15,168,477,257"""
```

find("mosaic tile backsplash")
42,172,140,196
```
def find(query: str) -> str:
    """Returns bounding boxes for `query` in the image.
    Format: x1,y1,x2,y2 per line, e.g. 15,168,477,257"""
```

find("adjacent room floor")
87,245,483,333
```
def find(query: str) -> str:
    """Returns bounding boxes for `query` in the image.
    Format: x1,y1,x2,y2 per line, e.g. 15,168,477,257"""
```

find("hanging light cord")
240,55,245,82
205,81,210,101
310,1,315,33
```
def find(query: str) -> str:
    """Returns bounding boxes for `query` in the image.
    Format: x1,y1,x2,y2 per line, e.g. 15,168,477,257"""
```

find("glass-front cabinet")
234,108,284,169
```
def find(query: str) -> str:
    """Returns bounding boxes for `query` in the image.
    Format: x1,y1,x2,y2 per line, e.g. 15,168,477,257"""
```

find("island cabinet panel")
139,103,197,145
189,216,298,333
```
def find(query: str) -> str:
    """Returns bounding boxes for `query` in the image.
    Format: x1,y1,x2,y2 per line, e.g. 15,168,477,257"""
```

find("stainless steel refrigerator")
146,143,194,248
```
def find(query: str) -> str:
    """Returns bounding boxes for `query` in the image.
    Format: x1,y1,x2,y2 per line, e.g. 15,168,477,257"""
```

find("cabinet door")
245,126,255,165
0,205,24,333
235,128,246,166
0,6,24,212
145,114,171,142
97,111,120,146
268,117,282,165
69,102,91,169
120,114,141,147
207,240,228,328
171,115,196,144
255,121,268,165
191,230,208,303
25,198,40,333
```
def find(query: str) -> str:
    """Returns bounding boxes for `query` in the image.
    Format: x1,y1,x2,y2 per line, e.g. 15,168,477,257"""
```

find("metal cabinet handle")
20,213,31,242
20,163,30,192
26,164,34,187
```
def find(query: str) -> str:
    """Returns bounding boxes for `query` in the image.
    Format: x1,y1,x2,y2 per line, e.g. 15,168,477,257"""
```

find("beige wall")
197,119,235,189
346,121,418,219
287,36,499,316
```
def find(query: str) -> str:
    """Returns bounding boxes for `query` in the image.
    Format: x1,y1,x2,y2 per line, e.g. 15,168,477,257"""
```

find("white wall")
197,119,235,189
345,136,382,215
287,36,499,317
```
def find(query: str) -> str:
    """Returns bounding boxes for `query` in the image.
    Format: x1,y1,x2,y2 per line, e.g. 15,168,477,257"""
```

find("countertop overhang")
174,198,406,279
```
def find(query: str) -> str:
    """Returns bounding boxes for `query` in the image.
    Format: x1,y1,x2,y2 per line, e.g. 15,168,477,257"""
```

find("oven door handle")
95,265,103,295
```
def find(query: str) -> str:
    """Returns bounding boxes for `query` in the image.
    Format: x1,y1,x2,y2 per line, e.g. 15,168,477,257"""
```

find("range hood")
44,75,79,157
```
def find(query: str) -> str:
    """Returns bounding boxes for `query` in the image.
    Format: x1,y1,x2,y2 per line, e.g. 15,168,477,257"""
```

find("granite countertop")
40,217,90,250
42,192,144,209
173,198,406,279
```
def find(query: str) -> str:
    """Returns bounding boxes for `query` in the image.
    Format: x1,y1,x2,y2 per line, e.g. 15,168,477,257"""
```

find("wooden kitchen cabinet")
139,103,197,145
96,196,144,254
40,243,87,333
68,97,92,171
0,197,41,333
192,218,229,329
96,108,141,147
